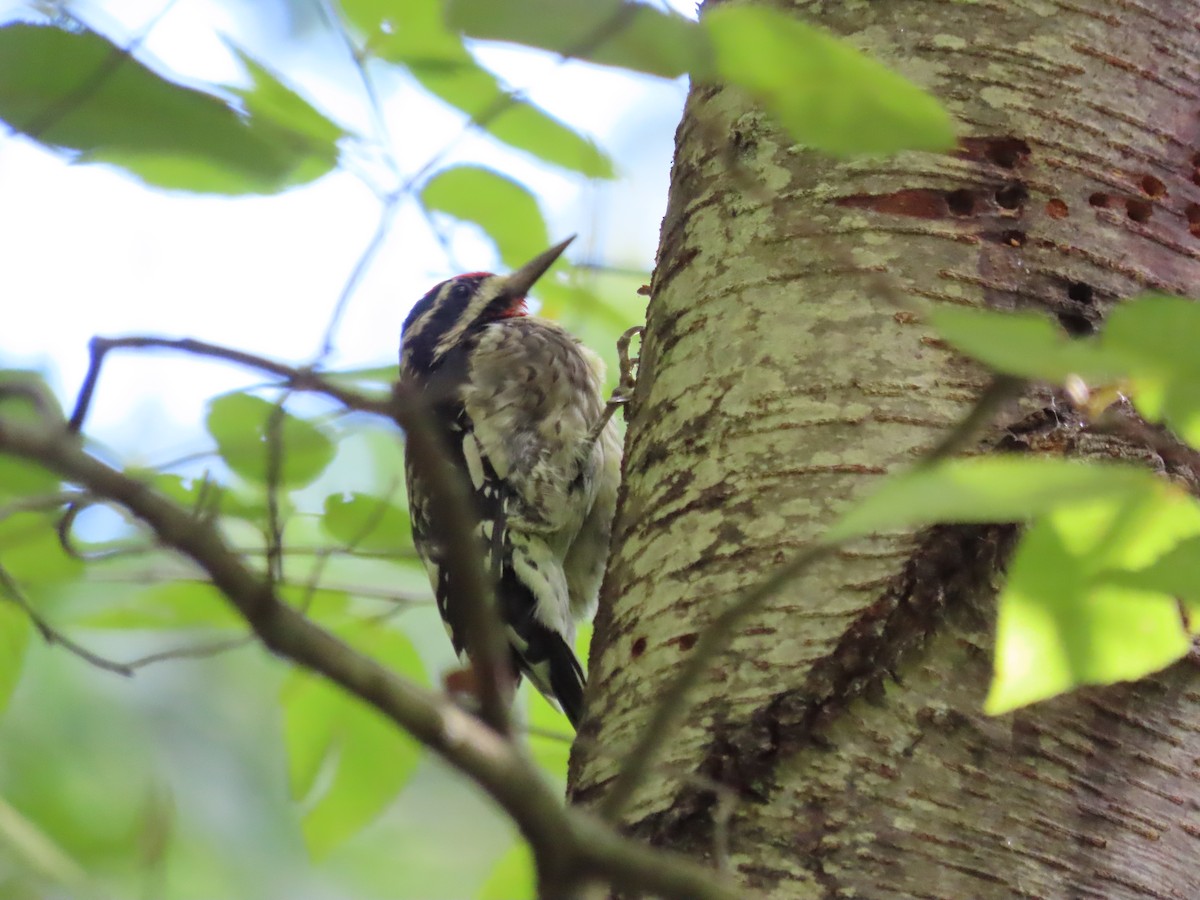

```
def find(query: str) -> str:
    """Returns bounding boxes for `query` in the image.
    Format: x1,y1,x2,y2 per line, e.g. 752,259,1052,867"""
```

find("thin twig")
598,542,834,821
918,375,1024,467
588,325,643,444
17,0,183,143
0,411,745,900
317,194,401,358
395,379,514,735
66,334,512,733
0,491,87,521
599,369,1027,821
123,636,253,670
0,563,134,677
68,336,395,434
264,399,289,587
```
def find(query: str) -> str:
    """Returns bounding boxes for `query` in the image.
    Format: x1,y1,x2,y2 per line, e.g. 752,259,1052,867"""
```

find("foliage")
835,297,1200,712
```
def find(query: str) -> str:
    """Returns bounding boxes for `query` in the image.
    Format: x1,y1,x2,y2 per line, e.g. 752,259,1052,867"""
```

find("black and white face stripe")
400,274,493,375
399,238,575,378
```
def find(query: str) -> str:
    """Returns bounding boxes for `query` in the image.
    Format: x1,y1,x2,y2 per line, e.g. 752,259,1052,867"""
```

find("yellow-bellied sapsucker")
400,238,621,727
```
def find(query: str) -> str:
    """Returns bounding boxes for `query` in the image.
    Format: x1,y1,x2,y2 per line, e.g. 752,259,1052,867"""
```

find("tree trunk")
569,2,1200,896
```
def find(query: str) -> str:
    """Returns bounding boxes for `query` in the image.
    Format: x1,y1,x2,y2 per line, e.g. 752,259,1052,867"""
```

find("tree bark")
570,1,1200,896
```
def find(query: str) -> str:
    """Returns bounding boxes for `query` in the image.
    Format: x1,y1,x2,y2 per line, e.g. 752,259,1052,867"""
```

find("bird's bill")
501,236,575,298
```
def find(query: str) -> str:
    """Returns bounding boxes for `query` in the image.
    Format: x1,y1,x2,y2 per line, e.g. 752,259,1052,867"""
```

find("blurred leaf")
226,45,346,149
932,307,1118,383
0,514,83,585
1103,536,1200,630
1101,295,1200,447
283,665,343,803
447,0,706,79
0,458,59,502
705,7,954,155
987,489,1199,714
78,581,243,630
831,458,1163,541
0,24,337,193
0,371,64,501
0,604,30,714
280,585,352,622
206,393,336,490
0,794,96,896
527,623,591,777
479,842,535,900
526,690,571,779
322,492,412,553
343,0,613,177
936,296,1200,448
421,165,550,268
131,472,261,526
283,621,427,856
413,64,613,178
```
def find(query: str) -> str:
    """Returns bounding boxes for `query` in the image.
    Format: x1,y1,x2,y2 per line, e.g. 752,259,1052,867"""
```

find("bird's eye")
449,282,473,302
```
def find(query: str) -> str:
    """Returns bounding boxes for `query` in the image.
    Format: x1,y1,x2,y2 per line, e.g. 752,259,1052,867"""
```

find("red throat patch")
497,298,529,318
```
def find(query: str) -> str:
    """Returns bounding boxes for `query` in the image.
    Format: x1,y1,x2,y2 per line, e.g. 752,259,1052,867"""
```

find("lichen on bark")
570,1,1200,897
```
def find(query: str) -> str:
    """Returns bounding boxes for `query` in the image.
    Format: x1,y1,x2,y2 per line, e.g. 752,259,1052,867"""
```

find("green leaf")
0,457,59,502
1103,536,1200,630
0,24,337,193
78,581,243,630
321,492,412,553
0,513,83,585
342,0,613,177
205,393,336,490
148,471,279,524
931,307,1118,383
1101,295,1200,447
705,7,955,155
830,458,1164,541
421,166,550,268
283,621,426,856
226,46,346,150
0,602,31,714
0,371,64,501
479,842,535,900
526,690,571,779
412,63,613,178
446,0,707,79
987,489,1198,714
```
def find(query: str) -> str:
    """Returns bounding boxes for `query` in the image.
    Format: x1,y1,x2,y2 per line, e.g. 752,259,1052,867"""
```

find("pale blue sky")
0,0,692,459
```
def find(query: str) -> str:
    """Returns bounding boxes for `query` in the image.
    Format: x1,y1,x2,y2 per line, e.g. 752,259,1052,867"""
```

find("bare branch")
394,379,515,734
123,636,253,670
318,196,401,359
66,333,513,732
0,415,745,900
67,335,395,433
0,563,135,677
588,325,643,445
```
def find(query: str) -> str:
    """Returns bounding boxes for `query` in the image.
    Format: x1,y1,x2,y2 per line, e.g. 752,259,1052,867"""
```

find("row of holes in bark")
630,634,695,658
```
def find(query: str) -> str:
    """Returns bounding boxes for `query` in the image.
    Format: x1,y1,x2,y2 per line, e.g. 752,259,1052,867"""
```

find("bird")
399,237,621,728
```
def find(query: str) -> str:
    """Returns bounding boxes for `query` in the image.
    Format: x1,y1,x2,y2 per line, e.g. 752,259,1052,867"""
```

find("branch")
0,563,135,677
68,335,395,433
68,334,515,732
0,413,745,900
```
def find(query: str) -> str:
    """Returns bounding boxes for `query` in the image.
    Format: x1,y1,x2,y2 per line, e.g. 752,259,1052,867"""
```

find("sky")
0,0,692,460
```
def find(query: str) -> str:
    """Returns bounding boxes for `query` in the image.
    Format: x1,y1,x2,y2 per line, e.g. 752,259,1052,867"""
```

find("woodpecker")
400,237,621,728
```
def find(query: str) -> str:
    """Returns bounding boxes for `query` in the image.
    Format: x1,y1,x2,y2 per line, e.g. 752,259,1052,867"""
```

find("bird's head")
400,236,574,374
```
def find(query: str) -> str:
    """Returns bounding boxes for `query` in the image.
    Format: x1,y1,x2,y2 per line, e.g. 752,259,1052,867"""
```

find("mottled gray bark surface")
570,1,1200,897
